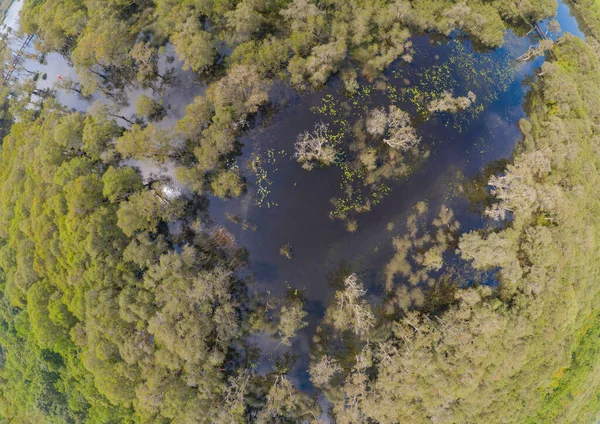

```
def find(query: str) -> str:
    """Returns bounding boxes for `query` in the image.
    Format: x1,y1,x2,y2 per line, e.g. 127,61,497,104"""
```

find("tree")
329,274,375,337
136,95,166,122
444,1,505,47
171,20,215,74
116,190,178,236
226,1,265,42
278,302,308,346
212,64,271,117
102,166,144,202
365,108,388,136
294,121,337,170
384,106,420,151
210,169,245,198
304,40,347,87
129,41,171,89
518,39,555,61
176,95,214,139
53,113,85,154
71,14,136,95
427,90,476,113
55,76,87,98
64,175,104,216
82,110,123,161
309,355,341,387
255,375,321,423
115,124,182,163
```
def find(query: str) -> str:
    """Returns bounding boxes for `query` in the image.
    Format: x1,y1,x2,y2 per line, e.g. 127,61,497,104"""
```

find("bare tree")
294,121,337,170
384,106,421,151
366,108,388,136
221,369,251,416
518,39,555,62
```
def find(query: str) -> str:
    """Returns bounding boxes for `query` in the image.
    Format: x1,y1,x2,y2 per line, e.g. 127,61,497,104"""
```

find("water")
1,0,586,392
3,0,19,30
202,36,534,386
205,2,586,387
1,0,203,122
554,0,586,39
211,39,539,301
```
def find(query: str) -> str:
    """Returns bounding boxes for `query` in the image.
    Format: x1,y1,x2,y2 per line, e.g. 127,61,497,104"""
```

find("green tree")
102,166,144,202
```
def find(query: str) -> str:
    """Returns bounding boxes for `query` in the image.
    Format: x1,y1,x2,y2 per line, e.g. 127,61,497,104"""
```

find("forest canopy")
0,0,600,423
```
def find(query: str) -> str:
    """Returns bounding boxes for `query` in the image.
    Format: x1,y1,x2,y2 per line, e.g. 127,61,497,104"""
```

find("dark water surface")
206,4,586,386
2,0,585,391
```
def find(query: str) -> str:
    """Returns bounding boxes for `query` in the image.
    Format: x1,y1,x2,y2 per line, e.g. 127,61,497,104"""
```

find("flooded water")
1,0,586,391
206,3,586,387
2,0,203,123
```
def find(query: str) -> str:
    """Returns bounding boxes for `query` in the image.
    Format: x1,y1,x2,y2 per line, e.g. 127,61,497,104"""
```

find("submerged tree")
309,355,341,387
365,108,388,136
365,106,421,150
255,375,321,423
136,94,166,122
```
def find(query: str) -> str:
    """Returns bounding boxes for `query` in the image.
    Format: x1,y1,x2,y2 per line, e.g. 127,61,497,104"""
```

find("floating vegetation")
250,148,287,208
225,212,258,231
392,39,515,128
225,212,241,224
249,37,516,229
287,38,518,228
242,220,258,231
309,89,426,226
346,219,358,233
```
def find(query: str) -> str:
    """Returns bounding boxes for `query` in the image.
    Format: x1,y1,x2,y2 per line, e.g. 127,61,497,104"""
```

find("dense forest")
0,0,599,422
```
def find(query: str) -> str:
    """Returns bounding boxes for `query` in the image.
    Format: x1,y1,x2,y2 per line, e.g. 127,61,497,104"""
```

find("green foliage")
528,312,600,423
0,105,259,422
278,301,308,346
115,123,180,163
136,94,166,122
564,0,600,41
211,169,245,198
171,24,215,73
102,166,144,202
13,1,600,423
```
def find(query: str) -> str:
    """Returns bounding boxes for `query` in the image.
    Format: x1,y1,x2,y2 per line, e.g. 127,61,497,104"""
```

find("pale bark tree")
384,106,421,150
428,90,476,113
366,108,388,136
294,121,337,170
278,302,308,346
309,355,341,386
331,274,376,337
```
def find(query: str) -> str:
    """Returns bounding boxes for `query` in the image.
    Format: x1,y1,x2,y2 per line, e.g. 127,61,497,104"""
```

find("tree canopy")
3,0,600,423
